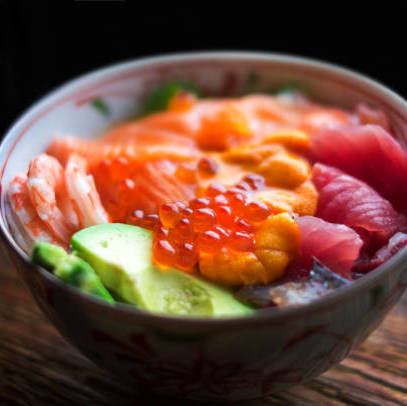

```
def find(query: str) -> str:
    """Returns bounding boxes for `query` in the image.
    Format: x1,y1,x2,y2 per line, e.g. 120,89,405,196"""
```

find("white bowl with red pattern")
1,52,407,401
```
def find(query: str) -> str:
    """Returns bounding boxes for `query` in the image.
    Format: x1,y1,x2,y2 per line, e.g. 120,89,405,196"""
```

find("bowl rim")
2,50,407,327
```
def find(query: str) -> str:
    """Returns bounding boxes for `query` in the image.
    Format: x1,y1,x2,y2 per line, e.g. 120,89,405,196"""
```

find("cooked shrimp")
8,174,62,248
65,154,109,227
27,154,78,243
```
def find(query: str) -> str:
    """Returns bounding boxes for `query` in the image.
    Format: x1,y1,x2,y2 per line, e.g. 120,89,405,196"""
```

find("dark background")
1,1,407,134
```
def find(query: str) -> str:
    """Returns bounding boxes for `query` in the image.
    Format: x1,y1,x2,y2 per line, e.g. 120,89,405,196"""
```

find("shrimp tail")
7,174,66,251
65,154,110,227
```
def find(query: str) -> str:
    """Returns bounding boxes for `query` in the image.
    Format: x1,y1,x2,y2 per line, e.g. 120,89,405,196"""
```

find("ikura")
130,210,159,231
148,175,274,272
159,203,182,227
174,157,218,185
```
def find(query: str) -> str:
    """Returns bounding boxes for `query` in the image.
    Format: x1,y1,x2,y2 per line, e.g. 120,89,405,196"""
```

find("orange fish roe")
197,157,219,178
131,175,278,277
174,157,219,184
197,105,252,151
129,210,160,231
175,162,199,184
136,164,310,285
159,203,183,227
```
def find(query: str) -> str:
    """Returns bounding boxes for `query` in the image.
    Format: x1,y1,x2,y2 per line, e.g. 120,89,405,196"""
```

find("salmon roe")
93,157,139,221
135,174,274,273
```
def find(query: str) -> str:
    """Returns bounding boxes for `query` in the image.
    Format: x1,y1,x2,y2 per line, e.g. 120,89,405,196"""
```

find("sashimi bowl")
1,52,407,401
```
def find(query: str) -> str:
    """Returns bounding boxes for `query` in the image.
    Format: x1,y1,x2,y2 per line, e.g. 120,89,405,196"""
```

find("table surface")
0,241,406,406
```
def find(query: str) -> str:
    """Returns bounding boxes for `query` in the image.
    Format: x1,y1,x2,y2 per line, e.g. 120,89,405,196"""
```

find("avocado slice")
71,223,253,317
32,242,115,304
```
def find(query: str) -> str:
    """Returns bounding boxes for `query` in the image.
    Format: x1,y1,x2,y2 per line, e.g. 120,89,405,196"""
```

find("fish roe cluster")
174,156,219,184
92,157,138,221
130,173,272,273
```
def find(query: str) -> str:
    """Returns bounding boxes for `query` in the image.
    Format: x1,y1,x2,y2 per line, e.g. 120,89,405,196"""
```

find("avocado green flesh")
32,242,114,304
71,223,253,317
32,242,67,271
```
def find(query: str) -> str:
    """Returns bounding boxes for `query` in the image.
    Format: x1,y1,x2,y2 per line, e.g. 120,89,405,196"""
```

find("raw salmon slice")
92,159,195,221
47,133,199,167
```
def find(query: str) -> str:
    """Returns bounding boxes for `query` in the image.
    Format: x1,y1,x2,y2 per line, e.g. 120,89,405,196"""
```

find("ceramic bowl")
1,52,407,401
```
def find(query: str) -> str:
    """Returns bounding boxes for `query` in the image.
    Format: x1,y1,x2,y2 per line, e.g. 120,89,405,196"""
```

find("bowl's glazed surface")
1,52,407,400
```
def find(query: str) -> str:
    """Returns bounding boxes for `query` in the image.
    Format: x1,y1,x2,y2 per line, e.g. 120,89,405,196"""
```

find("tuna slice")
293,216,363,278
311,124,407,211
312,163,407,245
355,232,407,273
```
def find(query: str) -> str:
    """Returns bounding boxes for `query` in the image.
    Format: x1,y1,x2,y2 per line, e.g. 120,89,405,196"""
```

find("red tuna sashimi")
311,124,407,211
355,232,407,273
292,216,363,278
312,163,407,244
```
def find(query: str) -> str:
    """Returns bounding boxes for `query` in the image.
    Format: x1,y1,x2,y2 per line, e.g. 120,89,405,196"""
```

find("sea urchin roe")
197,105,252,151
199,248,268,286
254,213,300,281
262,129,310,150
197,213,300,286
220,141,310,190
257,152,310,188
254,180,318,216
222,143,285,165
